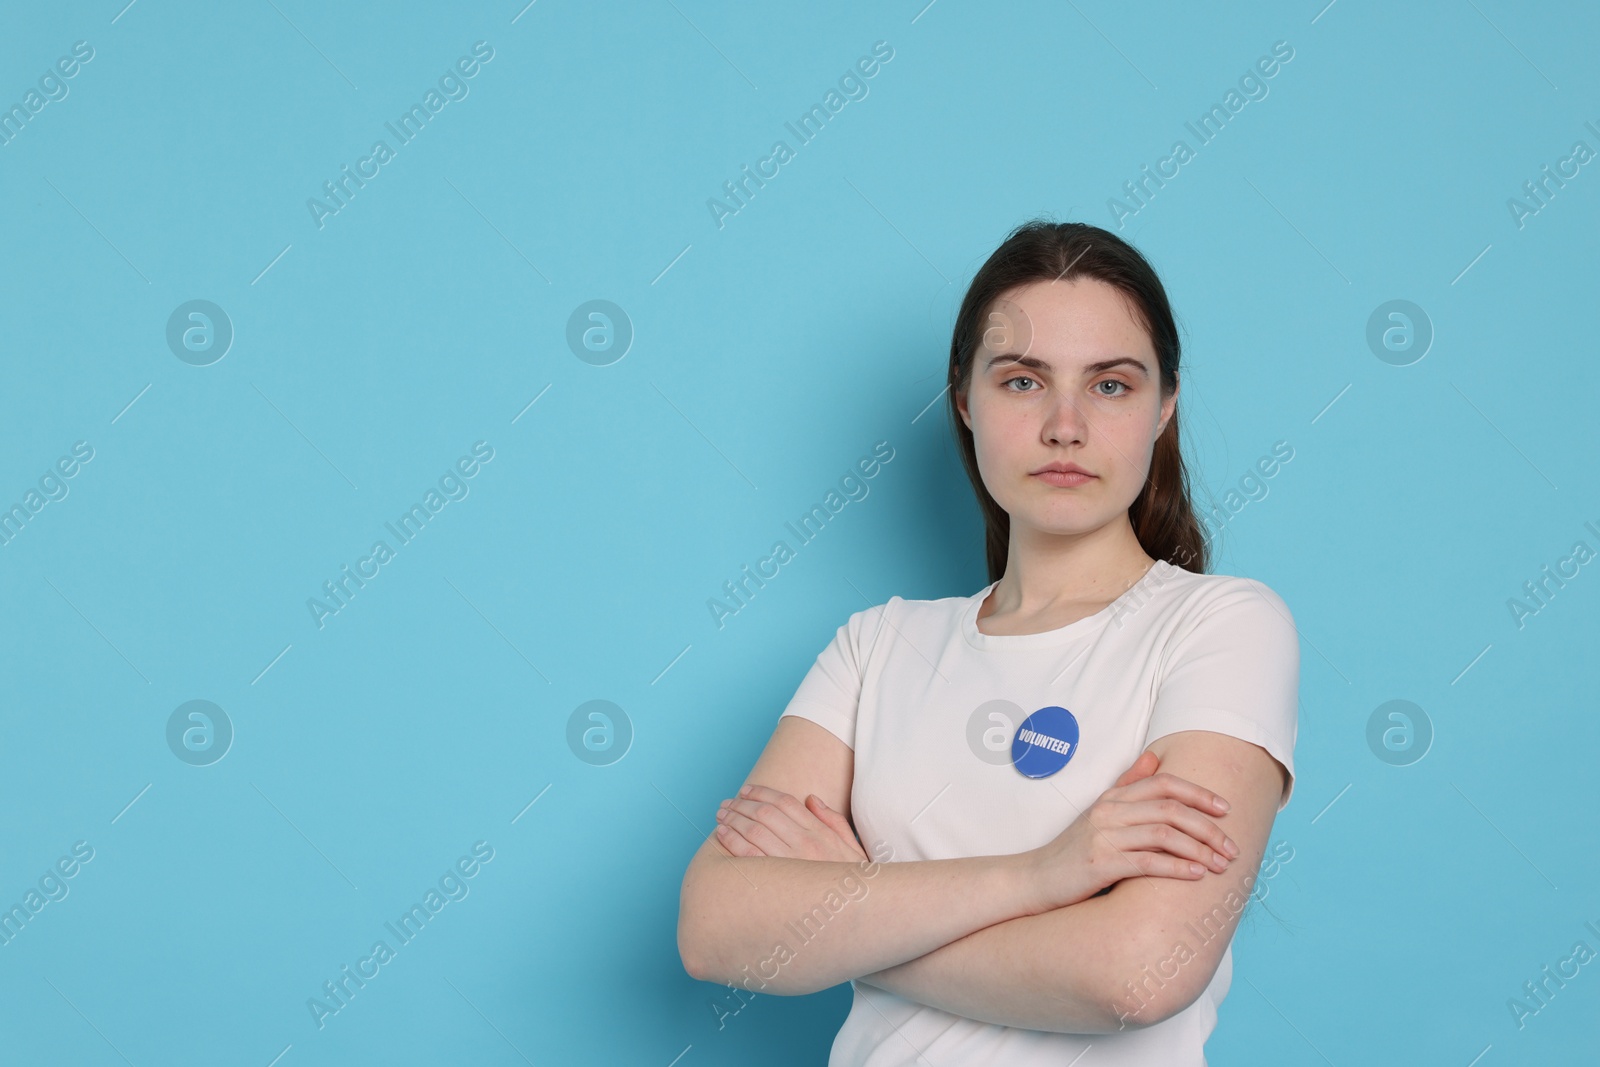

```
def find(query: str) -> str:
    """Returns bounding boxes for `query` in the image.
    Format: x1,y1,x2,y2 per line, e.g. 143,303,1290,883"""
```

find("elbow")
677,872,717,982
1098,948,1211,1031
680,924,738,987
678,908,736,986
678,908,811,994
676,867,745,986
678,918,802,993
676,857,818,994
679,926,711,983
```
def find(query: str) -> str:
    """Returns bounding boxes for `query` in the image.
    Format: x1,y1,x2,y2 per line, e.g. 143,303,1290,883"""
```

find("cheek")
1107,423,1153,468
972,410,1031,469
968,406,1030,492
1100,405,1160,465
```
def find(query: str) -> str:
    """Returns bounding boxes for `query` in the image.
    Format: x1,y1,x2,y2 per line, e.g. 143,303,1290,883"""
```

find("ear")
955,385,972,431
1156,378,1179,436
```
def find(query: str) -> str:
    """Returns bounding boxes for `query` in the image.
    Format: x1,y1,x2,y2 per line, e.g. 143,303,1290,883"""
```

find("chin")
1017,509,1098,535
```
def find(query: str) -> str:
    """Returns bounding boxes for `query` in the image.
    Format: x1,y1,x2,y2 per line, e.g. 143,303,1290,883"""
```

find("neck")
991,514,1155,611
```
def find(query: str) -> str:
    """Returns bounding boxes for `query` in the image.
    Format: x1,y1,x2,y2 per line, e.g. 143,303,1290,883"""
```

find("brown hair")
946,218,1210,584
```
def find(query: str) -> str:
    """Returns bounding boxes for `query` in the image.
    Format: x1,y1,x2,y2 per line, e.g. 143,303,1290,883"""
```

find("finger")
806,795,868,857
805,793,843,819
720,795,809,845
739,783,801,805
1119,797,1238,864
1112,749,1160,789
1116,849,1210,881
714,824,765,858
1108,821,1232,873
1114,770,1231,817
719,807,791,854
737,786,821,833
1087,835,1202,883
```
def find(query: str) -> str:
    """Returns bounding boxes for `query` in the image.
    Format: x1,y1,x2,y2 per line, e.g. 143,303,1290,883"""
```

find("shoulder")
1144,571,1302,809
830,586,976,647
1160,568,1296,632
842,586,974,625
835,597,896,635
1135,568,1299,677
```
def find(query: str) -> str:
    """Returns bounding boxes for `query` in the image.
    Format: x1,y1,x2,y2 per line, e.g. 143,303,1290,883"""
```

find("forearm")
856,891,1133,1034
680,847,1048,995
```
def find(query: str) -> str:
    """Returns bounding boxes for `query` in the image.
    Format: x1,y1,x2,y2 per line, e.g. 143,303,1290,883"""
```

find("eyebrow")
985,353,1150,378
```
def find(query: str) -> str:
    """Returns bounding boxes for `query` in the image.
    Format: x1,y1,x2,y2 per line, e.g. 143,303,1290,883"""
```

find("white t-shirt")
778,561,1299,1066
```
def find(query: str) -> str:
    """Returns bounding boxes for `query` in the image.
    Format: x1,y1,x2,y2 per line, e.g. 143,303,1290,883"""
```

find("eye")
1094,379,1130,398
1002,376,1040,393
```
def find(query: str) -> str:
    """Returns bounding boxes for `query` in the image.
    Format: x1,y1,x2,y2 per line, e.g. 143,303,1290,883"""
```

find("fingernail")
1215,798,1230,812
739,786,751,796
1224,839,1239,857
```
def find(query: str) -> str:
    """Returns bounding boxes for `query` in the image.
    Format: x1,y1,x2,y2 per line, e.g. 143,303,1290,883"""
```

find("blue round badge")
1012,706,1080,779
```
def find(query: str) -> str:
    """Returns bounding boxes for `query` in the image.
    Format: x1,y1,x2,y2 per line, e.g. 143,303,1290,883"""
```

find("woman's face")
955,277,1178,540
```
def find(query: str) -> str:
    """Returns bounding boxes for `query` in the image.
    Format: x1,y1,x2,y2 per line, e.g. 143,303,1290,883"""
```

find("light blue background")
2,1,1597,1063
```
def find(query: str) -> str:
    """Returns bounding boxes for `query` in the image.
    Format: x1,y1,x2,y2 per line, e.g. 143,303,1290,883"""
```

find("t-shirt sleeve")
1146,578,1300,812
777,601,890,751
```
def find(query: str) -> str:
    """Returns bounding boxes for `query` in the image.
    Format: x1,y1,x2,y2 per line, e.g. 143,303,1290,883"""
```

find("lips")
1033,469,1094,487
1031,462,1094,488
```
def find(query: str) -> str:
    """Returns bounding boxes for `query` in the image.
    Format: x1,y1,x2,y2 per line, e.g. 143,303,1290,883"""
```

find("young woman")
677,220,1299,1065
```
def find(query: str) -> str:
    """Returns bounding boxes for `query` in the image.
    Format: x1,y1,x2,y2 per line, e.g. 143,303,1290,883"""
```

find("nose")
1043,392,1089,446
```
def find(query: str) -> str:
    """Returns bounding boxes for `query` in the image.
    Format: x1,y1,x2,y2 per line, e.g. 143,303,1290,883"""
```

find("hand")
714,784,869,863
1027,749,1240,910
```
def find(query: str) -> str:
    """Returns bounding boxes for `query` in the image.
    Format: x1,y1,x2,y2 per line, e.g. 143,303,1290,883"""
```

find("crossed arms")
676,716,1286,1034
